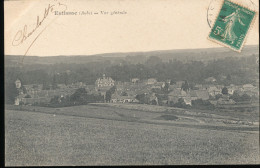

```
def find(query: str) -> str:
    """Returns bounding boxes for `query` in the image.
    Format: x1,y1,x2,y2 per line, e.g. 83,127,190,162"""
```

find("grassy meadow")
5,103,260,166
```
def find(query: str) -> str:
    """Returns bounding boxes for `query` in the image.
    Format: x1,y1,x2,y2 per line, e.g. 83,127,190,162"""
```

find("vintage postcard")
4,0,259,166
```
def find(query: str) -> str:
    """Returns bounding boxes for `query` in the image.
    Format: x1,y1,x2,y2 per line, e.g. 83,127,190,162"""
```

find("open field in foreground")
5,104,260,166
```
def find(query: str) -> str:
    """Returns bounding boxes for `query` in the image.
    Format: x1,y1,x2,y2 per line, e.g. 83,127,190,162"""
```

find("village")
14,73,259,109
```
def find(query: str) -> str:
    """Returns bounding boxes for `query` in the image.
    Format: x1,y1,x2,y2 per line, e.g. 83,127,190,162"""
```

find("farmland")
5,103,260,166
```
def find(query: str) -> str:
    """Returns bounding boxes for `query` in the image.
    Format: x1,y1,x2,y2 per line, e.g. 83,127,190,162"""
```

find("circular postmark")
207,0,222,28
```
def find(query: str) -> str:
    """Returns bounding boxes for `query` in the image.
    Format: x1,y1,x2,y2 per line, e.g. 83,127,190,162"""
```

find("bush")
24,94,31,98
19,101,25,105
171,98,191,109
215,94,222,100
192,99,215,110
230,92,252,102
222,87,228,95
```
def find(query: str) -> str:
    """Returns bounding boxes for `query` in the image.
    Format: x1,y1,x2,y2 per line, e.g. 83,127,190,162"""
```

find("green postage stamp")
208,0,256,52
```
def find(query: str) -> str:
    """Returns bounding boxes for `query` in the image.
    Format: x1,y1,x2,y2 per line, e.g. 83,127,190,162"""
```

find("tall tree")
70,88,88,104
52,74,58,89
222,87,228,95
5,82,19,104
181,80,190,92
105,86,116,102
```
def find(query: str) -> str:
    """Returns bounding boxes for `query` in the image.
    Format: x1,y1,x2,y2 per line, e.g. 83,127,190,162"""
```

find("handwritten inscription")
12,4,54,46
12,0,67,56
12,0,127,58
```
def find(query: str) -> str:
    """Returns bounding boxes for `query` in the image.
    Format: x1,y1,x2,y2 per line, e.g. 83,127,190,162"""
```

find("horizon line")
5,44,259,57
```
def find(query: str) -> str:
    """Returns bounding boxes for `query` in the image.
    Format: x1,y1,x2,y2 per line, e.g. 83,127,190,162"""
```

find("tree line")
5,55,258,104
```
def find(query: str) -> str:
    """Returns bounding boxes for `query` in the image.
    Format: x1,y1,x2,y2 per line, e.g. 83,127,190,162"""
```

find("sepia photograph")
4,0,259,166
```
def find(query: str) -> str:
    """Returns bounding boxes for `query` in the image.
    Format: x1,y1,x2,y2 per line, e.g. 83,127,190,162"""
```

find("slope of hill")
5,45,259,66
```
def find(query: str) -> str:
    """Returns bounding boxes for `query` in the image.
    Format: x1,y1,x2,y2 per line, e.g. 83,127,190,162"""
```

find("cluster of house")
14,74,259,106
108,80,216,105
14,79,85,105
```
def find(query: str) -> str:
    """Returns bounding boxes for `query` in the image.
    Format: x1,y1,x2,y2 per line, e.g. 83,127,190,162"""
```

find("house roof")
195,90,209,100
207,86,221,92
131,78,140,81
95,76,115,84
243,84,254,88
205,77,216,81
168,88,186,97
190,90,197,97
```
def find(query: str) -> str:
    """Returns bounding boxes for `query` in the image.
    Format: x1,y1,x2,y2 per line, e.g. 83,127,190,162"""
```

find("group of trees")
181,81,190,92
5,55,258,87
229,92,253,103
214,89,254,103
47,88,104,107
168,98,190,108
135,93,150,104
5,83,19,104
105,86,116,102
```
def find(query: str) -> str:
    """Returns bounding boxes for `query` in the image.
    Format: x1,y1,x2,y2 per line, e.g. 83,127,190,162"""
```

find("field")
5,103,260,166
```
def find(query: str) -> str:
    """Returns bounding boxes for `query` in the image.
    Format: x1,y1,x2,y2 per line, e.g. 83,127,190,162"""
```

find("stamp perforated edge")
207,0,258,52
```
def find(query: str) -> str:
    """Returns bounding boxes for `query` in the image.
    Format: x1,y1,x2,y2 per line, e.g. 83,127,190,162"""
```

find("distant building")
14,79,25,105
111,92,137,103
23,85,35,93
95,74,115,91
166,79,171,84
15,79,22,89
24,84,43,92
207,86,222,96
186,90,210,101
168,84,177,91
205,77,217,83
189,90,198,101
168,88,187,104
183,97,192,106
242,84,255,91
57,84,67,89
195,90,210,100
14,95,23,105
151,82,164,90
131,78,140,84
147,78,157,85
194,84,203,90
148,93,159,105
226,85,239,95
175,81,185,88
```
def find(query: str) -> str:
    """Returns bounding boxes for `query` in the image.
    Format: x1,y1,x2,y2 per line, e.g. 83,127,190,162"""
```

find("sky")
4,0,259,56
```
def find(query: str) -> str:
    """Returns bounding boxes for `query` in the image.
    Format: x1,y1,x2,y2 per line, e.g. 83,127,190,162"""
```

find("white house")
95,74,115,90
131,78,140,84
147,78,157,85
15,79,22,89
